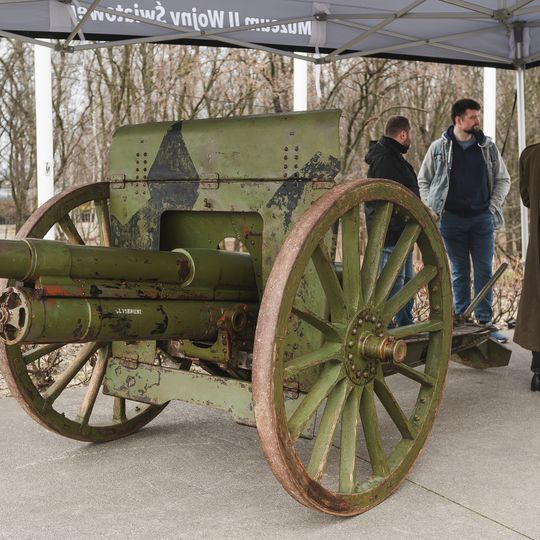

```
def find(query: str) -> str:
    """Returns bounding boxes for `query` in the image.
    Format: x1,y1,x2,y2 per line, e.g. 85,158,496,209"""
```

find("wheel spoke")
291,306,342,342
42,342,101,404
113,397,127,423
381,265,437,323
58,214,85,245
393,362,435,387
287,362,344,443
339,385,362,493
360,383,389,477
361,201,393,304
341,206,363,313
373,223,420,306
75,346,109,426
387,320,444,339
23,343,64,365
94,198,112,247
312,244,347,323
307,379,351,481
374,376,415,440
284,343,342,378
249,180,455,514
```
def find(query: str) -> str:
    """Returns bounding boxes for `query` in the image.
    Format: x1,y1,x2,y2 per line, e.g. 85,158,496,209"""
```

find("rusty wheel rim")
253,179,452,515
0,183,166,442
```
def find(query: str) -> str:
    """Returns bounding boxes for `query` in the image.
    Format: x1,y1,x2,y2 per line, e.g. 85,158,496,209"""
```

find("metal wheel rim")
0,183,166,442
253,179,452,515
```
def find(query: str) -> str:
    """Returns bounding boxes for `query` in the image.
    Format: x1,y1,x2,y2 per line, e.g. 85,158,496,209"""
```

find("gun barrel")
0,287,257,344
0,239,259,345
0,239,257,293
0,240,37,280
0,238,193,284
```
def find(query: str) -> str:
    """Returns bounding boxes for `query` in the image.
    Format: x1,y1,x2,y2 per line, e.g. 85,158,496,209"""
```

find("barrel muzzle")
0,288,30,344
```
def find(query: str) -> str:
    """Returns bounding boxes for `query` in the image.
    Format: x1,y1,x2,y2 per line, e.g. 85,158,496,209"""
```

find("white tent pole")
34,43,54,207
34,43,55,238
483,67,496,141
293,54,308,112
516,66,528,260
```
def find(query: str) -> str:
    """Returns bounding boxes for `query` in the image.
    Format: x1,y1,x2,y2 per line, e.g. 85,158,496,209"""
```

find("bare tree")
0,40,36,228
0,37,529,264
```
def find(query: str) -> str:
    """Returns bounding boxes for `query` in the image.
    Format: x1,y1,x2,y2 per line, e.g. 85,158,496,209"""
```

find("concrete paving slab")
410,336,540,540
0,337,537,539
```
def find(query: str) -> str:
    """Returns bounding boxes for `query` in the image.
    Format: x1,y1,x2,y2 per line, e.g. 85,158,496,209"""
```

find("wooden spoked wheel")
253,179,452,515
0,183,166,442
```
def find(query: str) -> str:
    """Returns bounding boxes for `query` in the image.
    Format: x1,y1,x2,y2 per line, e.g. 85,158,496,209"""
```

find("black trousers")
532,351,540,373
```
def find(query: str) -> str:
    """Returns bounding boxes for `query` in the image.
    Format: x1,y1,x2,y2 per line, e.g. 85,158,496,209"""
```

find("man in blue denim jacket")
418,98,510,341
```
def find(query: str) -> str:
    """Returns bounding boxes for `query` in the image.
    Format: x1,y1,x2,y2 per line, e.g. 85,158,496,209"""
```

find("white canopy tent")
1,0,539,67
1,0,538,251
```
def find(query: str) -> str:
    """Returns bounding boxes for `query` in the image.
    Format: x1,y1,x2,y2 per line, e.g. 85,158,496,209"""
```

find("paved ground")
0,334,539,540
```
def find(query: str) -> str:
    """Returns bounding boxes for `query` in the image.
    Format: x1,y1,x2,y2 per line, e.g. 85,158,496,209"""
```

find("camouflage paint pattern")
107,110,342,393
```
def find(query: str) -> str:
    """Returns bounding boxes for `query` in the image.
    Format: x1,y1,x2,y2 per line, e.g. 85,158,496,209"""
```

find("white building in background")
0,185,11,200
0,184,16,239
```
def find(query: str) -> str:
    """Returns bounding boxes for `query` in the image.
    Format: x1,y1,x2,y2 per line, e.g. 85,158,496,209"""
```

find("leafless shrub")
25,348,63,389
25,344,95,392
412,255,522,325
492,254,522,324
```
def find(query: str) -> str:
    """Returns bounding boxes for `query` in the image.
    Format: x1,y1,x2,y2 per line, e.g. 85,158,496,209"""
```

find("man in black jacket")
365,115,420,326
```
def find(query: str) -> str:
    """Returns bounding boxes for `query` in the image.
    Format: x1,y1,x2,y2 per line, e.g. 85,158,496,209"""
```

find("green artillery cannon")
0,110,510,516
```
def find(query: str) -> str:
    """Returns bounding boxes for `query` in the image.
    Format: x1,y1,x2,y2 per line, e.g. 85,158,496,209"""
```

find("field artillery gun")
0,111,511,516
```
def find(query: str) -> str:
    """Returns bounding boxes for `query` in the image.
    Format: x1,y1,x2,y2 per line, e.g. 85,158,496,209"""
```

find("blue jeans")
439,209,494,323
380,247,414,327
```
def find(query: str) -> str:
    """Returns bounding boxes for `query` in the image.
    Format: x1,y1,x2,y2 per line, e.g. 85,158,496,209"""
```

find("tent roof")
1,1,539,69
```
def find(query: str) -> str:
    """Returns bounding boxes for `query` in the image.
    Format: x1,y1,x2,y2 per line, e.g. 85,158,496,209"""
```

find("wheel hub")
343,309,407,386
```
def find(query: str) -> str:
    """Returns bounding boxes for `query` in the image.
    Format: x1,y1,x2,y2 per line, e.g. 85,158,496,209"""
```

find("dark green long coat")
514,143,540,352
